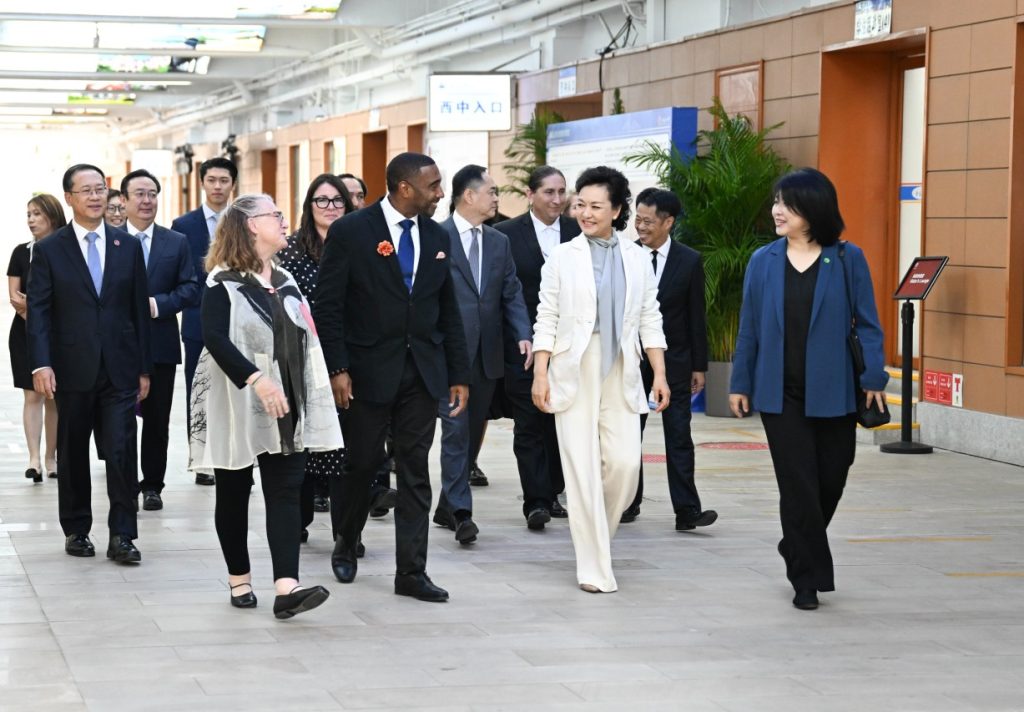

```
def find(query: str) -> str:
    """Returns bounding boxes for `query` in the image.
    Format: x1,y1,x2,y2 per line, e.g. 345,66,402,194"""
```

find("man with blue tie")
170,156,236,486
27,164,152,563
122,169,199,511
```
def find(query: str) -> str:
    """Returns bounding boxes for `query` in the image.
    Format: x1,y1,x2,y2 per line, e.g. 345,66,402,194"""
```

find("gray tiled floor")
1,368,1023,711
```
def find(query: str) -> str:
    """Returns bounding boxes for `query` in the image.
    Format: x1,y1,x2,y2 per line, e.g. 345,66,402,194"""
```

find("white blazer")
533,233,667,414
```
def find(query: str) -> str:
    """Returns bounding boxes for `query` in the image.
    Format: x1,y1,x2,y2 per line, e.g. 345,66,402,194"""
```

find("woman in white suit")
532,166,670,593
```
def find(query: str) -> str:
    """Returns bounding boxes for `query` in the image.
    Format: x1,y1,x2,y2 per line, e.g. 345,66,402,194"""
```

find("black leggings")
214,451,307,581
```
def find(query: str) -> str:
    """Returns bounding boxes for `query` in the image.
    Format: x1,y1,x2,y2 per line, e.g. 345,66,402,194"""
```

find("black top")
277,234,320,306
783,257,820,402
7,241,30,281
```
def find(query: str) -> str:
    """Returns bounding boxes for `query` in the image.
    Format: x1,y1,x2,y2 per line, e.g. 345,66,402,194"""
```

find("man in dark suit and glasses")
624,188,716,530
27,163,152,563
121,169,199,512
434,165,532,544
315,152,470,602
493,165,580,530
171,156,236,486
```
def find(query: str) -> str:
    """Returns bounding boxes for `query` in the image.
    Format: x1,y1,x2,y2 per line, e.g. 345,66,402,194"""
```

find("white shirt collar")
451,210,480,235
71,221,106,241
644,238,672,258
202,203,221,223
381,194,416,230
530,210,559,235
127,221,154,239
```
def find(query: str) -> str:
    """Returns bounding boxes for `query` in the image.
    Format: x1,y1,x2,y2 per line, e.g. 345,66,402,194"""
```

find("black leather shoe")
313,494,330,513
356,535,365,558
468,465,489,487
230,582,257,608
432,508,455,531
26,468,42,483
65,534,95,557
550,499,568,518
195,473,215,486
47,471,58,479
676,509,718,531
793,589,819,610
395,572,448,602
106,535,141,564
274,585,330,619
454,517,479,545
142,491,163,511
526,508,551,531
369,487,397,518
300,528,309,543
331,539,357,583
620,505,640,523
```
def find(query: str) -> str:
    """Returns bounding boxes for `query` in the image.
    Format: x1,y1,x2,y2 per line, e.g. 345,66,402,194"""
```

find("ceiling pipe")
0,12,383,29
0,43,310,58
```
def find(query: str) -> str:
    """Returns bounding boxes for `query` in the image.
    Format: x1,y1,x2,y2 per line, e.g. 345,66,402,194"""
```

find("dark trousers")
55,366,139,539
337,353,437,574
139,363,176,494
214,451,306,581
760,398,856,592
437,353,494,517
183,337,203,434
632,381,700,514
504,361,564,517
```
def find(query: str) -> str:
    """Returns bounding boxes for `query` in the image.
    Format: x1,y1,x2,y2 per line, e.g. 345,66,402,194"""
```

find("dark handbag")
838,243,891,429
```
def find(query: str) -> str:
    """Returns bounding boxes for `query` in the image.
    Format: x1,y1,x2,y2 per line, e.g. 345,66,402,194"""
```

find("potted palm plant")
626,98,790,416
502,108,565,198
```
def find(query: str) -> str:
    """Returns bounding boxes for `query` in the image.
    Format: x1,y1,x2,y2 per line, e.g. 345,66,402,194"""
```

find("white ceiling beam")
0,70,247,82
0,44,310,59
0,12,383,29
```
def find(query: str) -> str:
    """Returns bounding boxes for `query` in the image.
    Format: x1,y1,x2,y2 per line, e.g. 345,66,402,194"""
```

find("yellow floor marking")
847,536,992,543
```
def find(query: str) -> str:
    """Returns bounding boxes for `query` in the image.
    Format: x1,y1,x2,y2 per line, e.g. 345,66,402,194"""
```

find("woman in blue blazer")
729,168,888,611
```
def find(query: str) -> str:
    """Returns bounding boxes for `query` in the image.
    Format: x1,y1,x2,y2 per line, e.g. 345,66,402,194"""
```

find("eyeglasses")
130,190,159,201
312,196,347,209
106,205,127,214
70,186,109,198
251,211,285,222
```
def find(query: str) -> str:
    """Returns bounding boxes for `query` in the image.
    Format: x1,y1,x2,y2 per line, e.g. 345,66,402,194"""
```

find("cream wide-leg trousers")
554,333,642,592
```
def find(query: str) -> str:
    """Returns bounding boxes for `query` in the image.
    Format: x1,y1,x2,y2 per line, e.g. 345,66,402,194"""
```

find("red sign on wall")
923,369,963,407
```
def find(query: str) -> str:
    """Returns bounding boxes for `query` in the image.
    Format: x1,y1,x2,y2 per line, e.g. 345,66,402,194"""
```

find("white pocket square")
435,251,446,259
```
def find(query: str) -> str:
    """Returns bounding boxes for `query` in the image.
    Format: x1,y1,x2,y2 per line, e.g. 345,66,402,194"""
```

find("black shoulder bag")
837,242,891,429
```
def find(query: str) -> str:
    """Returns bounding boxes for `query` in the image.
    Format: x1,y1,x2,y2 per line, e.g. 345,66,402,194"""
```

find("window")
715,61,763,129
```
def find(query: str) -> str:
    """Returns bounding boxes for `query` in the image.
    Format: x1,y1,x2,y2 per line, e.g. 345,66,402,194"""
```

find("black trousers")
504,361,564,517
633,378,701,514
55,366,139,539
214,451,306,580
337,353,437,574
139,363,176,494
760,397,856,592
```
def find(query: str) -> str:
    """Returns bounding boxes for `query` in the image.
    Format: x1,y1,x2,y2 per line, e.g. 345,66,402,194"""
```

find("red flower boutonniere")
376,241,394,257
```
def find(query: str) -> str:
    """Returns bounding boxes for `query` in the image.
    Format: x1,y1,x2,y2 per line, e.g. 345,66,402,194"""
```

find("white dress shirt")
202,203,222,238
643,238,672,287
530,210,561,260
127,221,160,318
451,210,484,282
71,220,106,274
380,194,420,287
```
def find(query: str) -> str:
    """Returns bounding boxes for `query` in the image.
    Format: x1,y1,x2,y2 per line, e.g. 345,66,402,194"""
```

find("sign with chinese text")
558,67,577,98
855,0,892,40
894,256,948,300
429,74,512,132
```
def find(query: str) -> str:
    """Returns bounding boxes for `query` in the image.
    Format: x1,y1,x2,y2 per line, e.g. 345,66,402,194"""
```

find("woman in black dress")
8,194,66,483
276,174,353,542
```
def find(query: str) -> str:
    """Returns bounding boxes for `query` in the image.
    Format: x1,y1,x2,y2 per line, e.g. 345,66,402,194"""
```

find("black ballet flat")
274,585,330,619
26,468,42,483
230,583,257,608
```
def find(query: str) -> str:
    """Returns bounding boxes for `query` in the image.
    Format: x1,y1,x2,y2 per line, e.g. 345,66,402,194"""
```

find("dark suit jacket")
144,224,200,364
313,200,471,403
26,223,152,392
640,240,709,389
441,217,531,381
170,207,212,344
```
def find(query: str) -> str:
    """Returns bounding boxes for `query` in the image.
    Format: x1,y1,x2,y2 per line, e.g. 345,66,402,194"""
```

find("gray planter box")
704,361,735,418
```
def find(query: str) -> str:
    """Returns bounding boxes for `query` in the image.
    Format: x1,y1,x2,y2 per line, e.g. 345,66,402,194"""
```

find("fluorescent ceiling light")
18,1,339,19
0,21,266,52
0,107,52,116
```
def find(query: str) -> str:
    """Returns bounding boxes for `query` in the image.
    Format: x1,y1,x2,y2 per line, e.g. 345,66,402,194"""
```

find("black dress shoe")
195,473,215,486
274,585,330,619
793,589,819,610
395,572,448,602
65,534,95,558
526,508,551,531
676,509,718,531
230,583,257,608
356,536,366,558
454,517,479,545
300,528,309,543
468,464,489,487
142,491,163,511
313,494,330,512
106,535,141,564
620,505,640,523
47,471,58,479
432,508,455,531
369,487,397,518
26,468,42,483
550,499,568,518
331,539,357,583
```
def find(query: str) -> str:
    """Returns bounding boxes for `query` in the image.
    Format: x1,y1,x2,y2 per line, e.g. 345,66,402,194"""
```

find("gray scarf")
586,234,626,380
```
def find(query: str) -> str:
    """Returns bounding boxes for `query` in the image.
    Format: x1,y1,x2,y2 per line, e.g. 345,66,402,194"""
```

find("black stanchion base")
880,440,934,455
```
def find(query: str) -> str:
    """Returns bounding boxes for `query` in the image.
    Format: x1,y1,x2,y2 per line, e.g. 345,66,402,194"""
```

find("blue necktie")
85,232,102,295
397,218,415,292
141,234,150,267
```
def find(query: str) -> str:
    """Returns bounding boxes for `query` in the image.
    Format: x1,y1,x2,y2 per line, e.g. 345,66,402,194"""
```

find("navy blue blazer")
144,224,200,364
441,217,531,380
730,238,888,417
170,207,211,344
26,223,152,392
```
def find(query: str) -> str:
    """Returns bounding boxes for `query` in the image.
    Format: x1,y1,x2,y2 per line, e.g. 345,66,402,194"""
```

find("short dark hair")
773,168,845,247
337,173,367,195
297,173,353,262
385,152,436,193
527,165,565,193
106,189,123,202
62,163,105,192
449,164,487,213
636,187,681,220
575,165,632,232
121,169,162,196
199,156,238,183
